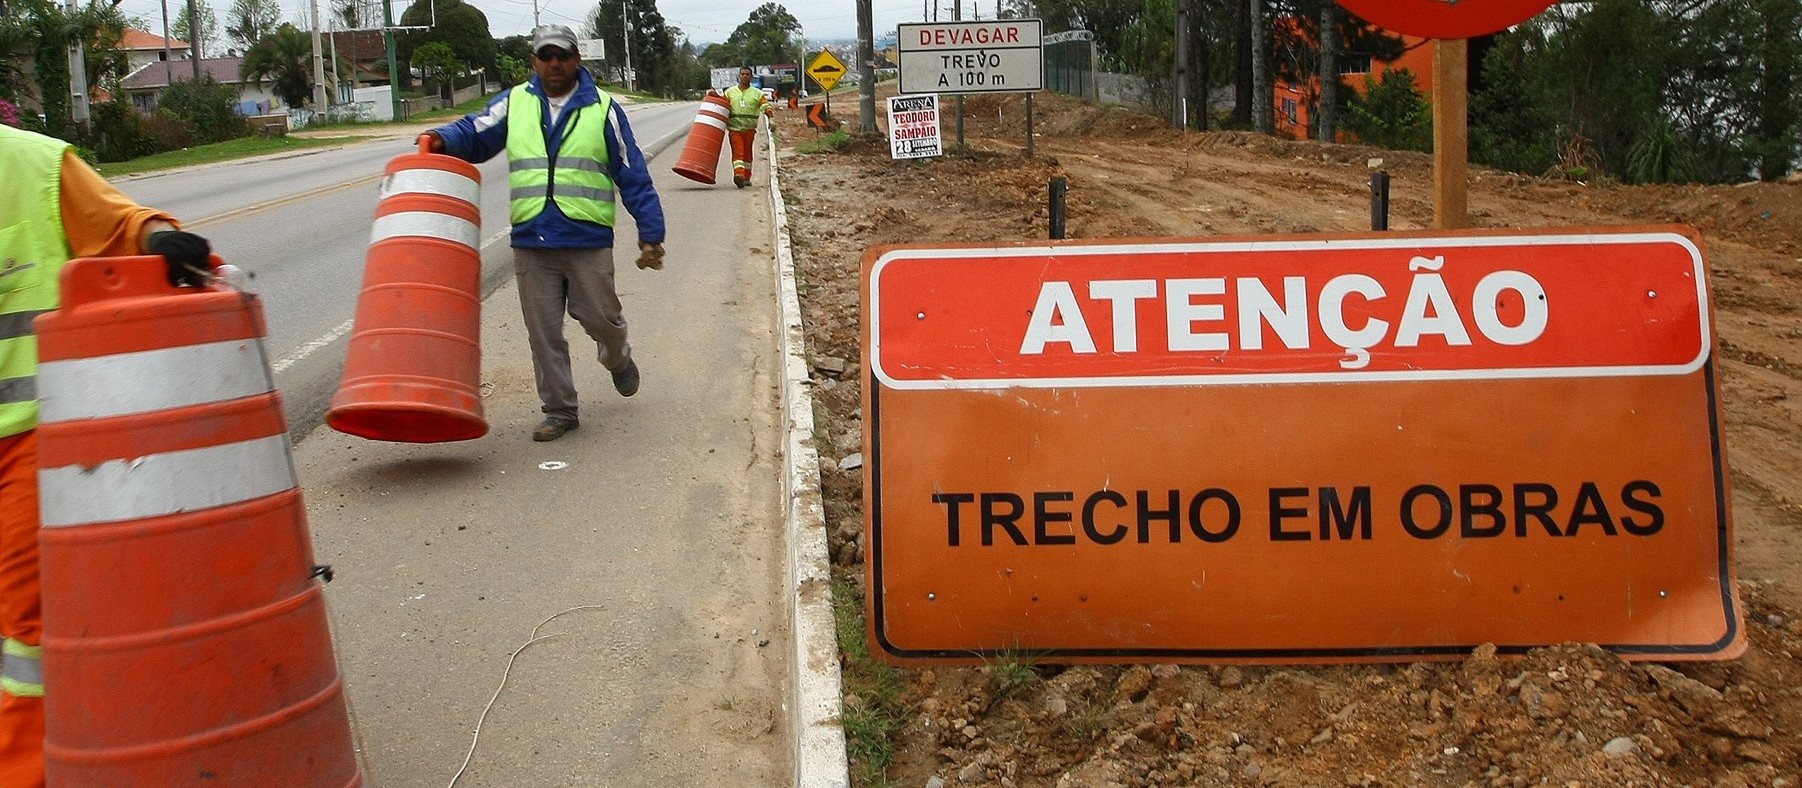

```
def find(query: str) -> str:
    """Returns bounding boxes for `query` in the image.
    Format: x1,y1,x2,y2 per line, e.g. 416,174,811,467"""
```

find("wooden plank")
1433,38,1469,230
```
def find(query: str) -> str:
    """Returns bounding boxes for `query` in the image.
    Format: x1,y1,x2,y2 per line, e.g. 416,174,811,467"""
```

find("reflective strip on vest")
1,639,42,698
0,376,33,405
725,87,764,130
509,184,614,203
507,86,616,226
370,211,480,249
0,310,45,341
37,338,273,423
39,433,296,527
382,169,479,205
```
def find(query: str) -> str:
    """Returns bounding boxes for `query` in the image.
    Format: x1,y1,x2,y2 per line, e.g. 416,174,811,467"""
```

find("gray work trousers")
513,246,631,421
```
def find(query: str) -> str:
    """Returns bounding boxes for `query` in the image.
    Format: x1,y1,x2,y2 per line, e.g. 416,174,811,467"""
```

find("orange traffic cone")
33,255,362,787
326,137,486,443
672,93,731,184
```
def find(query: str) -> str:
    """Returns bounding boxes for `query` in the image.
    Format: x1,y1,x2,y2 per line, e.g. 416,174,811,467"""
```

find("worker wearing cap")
423,23,667,443
0,121,211,787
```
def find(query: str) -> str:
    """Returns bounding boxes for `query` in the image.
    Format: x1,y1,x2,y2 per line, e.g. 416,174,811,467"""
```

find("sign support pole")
1026,93,1034,157
1432,38,1469,230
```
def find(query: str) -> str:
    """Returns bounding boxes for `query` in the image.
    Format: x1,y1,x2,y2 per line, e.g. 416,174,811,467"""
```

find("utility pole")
161,0,174,88
622,0,634,92
66,0,90,130
188,0,202,82
383,0,399,120
952,0,962,145
856,0,874,132
311,0,327,109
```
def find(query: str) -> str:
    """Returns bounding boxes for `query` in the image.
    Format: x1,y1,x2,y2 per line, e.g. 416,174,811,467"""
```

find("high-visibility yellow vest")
724,85,765,132
507,85,617,227
0,124,73,440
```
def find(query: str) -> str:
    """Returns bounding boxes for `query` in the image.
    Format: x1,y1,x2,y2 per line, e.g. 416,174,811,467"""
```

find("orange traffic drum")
34,255,362,786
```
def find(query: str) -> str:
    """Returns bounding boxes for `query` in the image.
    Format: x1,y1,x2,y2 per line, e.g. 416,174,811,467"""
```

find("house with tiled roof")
119,56,281,116
119,28,192,73
327,28,392,92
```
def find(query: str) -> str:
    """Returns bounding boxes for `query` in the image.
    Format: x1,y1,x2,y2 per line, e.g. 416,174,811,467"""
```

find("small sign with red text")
862,227,1741,665
887,94,942,160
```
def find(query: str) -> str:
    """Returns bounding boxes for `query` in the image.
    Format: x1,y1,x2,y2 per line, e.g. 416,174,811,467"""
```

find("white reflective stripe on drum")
382,168,480,204
37,338,272,423
695,115,728,132
39,434,296,527
699,103,729,119
370,211,480,248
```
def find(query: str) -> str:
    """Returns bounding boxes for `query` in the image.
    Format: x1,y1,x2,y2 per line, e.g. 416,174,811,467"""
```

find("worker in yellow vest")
717,67,773,188
0,122,211,787
423,24,667,442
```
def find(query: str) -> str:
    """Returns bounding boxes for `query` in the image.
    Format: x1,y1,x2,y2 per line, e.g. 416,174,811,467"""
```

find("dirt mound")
776,89,1802,787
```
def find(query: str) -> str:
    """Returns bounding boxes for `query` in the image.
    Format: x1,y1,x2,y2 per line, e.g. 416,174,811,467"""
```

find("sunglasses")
535,48,576,62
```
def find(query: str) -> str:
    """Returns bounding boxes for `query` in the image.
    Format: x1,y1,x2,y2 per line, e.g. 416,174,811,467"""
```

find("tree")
1744,0,1798,180
156,74,244,142
1342,67,1429,151
411,40,462,99
725,2,800,66
241,23,315,107
1465,0,1797,184
494,34,531,86
590,0,685,93
0,0,130,135
225,0,283,53
1470,34,1559,175
173,0,219,57
396,0,493,91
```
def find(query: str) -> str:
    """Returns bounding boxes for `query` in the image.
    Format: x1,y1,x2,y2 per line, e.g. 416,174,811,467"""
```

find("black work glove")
147,230,212,287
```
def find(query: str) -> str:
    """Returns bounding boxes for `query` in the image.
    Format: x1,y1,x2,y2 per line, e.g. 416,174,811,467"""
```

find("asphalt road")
106,101,800,783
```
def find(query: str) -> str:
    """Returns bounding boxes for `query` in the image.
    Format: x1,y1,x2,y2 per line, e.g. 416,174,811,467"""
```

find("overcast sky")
112,0,994,52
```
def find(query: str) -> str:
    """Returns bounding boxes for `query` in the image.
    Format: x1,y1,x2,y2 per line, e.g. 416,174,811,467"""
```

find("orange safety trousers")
0,430,43,788
728,128,757,181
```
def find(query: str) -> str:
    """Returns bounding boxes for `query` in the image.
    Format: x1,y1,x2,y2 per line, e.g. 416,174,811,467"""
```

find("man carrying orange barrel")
0,122,212,787
709,66,774,188
423,23,667,443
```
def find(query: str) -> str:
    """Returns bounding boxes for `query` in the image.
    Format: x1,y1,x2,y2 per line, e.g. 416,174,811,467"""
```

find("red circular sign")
1336,0,1557,39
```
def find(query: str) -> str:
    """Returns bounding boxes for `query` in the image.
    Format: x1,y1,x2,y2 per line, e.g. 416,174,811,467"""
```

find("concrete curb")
767,121,853,788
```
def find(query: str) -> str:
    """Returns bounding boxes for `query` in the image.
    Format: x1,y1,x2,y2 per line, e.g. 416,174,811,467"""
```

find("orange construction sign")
861,226,1742,664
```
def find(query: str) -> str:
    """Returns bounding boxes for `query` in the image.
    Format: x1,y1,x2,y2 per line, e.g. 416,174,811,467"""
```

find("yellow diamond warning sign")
807,49,848,92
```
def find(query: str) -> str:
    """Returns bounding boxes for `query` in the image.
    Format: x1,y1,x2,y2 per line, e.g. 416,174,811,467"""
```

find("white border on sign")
868,233,1712,390
896,19,1044,95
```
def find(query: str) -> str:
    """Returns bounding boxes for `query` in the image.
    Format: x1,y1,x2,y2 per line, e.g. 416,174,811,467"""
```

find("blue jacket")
433,69,665,249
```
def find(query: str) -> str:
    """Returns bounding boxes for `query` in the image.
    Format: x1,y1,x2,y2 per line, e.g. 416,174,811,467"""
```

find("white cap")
530,24,578,54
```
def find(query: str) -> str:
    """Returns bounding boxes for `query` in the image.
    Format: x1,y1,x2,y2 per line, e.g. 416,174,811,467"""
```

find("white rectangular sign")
897,19,1043,94
887,94,942,159
575,38,606,60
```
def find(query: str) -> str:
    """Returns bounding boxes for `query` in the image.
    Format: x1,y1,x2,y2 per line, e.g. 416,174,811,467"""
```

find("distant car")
761,87,776,102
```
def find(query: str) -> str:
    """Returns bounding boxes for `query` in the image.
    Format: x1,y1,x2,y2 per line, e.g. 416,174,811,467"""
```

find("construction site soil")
773,90,1802,788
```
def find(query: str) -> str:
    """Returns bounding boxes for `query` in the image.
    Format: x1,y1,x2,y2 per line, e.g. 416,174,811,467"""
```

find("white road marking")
270,228,511,376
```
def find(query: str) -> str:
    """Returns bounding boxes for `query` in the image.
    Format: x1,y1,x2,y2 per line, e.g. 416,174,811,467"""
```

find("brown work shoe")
531,417,578,442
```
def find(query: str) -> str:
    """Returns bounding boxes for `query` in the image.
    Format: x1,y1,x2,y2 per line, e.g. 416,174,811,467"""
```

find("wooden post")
1432,38,1468,229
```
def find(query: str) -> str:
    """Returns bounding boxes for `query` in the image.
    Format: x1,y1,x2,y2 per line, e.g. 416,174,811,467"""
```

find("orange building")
1272,23,1434,141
